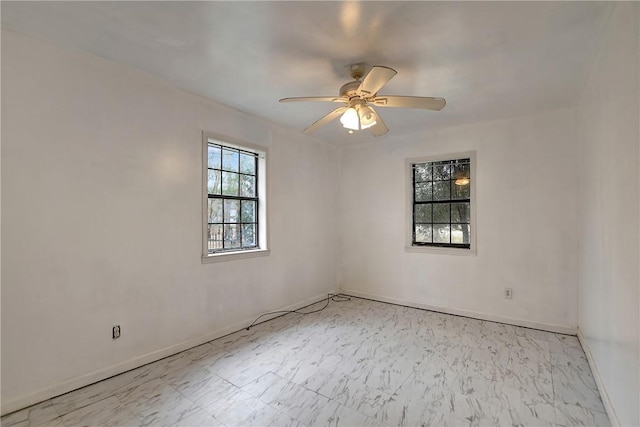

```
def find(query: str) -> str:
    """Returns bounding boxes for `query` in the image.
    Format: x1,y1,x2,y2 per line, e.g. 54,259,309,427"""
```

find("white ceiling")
1,1,613,144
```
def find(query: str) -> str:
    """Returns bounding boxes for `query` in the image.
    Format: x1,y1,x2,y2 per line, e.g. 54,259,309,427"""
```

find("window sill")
405,246,477,256
202,248,270,264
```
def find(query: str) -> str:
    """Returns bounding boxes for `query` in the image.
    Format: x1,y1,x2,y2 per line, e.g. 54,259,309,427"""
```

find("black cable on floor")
246,293,351,330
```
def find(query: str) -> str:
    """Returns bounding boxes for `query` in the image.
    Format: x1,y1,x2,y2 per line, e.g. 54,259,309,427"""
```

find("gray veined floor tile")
469,340,511,369
169,370,237,409
318,402,380,427
171,408,225,427
438,391,514,427
237,403,299,427
508,347,553,380
372,377,451,427
214,355,284,388
343,355,414,396
315,373,395,419
50,383,110,417
552,365,605,412
550,344,589,368
202,385,269,426
148,344,213,378
555,402,611,427
505,399,556,427
450,366,506,408
500,371,554,406
22,418,65,427
514,326,558,342
51,364,159,417
59,396,141,427
416,353,468,391
5,297,610,427
2,417,66,427
160,362,216,391
260,377,337,422
115,377,202,425
0,400,60,427
241,371,296,404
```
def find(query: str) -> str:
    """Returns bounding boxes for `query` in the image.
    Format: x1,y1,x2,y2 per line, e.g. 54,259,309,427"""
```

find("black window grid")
412,158,471,249
207,143,259,253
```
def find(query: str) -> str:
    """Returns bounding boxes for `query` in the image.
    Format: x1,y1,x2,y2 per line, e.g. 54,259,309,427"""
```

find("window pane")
242,224,256,247
223,199,239,223
411,157,471,249
415,224,432,243
433,164,451,181
433,181,451,201
433,224,451,243
414,204,432,223
240,174,255,197
208,145,221,169
451,224,470,244
208,224,223,252
240,153,256,175
241,200,256,223
414,164,432,182
451,202,470,223
433,203,450,223
224,224,240,248
452,181,470,199
222,148,239,172
415,182,432,202
222,171,239,196
208,198,223,223
208,170,221,195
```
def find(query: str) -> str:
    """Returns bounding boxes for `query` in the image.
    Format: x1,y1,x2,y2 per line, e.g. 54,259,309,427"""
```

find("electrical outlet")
112,325,121,339
504,288,513,299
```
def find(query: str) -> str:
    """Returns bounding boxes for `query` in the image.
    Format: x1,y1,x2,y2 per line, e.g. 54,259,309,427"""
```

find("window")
203,133,268,262
407,153,476,253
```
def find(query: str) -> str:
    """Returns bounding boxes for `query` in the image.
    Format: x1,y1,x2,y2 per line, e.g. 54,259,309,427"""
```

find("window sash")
207,142,259,254
412,158,471,249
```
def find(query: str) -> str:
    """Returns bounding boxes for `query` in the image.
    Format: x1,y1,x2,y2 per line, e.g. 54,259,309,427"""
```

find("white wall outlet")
112,325,121,339
504,288,513,299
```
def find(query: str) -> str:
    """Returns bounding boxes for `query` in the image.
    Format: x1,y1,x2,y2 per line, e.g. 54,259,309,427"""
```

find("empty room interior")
1,2,639,427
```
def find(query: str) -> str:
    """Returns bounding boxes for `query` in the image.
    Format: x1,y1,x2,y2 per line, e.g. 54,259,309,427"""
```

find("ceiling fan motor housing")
339,80,362,99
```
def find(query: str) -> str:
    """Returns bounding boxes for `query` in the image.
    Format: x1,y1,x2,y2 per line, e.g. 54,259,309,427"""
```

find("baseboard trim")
1,291,334,416
340,288,577,335
577,329,620,427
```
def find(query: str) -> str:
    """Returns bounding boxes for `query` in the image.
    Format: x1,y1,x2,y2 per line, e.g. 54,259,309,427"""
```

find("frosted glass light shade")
358,105,377,129
340,107,360,130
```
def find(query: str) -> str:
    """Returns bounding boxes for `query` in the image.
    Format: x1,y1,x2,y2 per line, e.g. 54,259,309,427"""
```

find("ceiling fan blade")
371,96,446,111
279,96,346,103
357,66,397,97
302,107,348,135
369,107,388,137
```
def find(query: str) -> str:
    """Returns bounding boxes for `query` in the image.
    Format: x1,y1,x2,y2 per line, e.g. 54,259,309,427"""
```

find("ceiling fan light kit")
454,177,470,186
279,64,446,137
340,99,377,131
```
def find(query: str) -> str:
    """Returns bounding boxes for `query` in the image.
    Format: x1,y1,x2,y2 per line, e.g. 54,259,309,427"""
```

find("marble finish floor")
2,296,609,427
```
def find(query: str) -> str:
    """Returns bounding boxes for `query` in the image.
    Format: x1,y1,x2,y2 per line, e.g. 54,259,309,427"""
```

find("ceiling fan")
279,63,446,137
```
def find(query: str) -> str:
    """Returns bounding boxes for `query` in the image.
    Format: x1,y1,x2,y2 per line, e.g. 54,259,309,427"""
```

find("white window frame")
202,132,269,263
405,151,477,256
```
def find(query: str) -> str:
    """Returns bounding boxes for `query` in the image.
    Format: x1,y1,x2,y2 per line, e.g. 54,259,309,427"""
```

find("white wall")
576,3,639,426
339,107,580,331
1,30,339,412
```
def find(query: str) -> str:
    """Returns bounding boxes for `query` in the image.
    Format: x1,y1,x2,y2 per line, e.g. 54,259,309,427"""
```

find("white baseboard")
1,291,334,416
340,288,577,335
577,329,620,427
